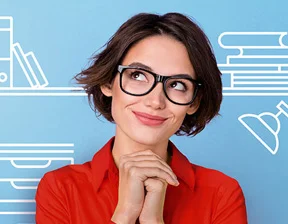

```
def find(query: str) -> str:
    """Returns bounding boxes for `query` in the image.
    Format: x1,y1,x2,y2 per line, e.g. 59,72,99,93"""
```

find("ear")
100,83,113,97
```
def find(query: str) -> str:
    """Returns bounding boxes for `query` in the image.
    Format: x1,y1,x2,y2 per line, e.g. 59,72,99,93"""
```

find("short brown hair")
73,12,222,136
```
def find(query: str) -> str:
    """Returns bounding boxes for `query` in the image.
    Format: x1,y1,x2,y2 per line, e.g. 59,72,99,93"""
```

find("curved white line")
238,48,244,56
218,31,288,49
238,114,279,155
0,72,8,83
11,160,52,168
259,112,281,135
10,181,38,190
218,32,226,48
218,32,242,51
279,32,288,47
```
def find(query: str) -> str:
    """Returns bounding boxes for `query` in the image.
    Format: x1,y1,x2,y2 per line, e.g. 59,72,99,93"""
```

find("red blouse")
35,137,248,224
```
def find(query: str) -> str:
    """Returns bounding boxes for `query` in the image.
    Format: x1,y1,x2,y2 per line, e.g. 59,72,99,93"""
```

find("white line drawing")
0,178,40,190
2,19,288,97
4,157,74,169
0,143,74,147
0,150,74,153
0,16,13,88
12,43,48,88
0,179,37,215
0,144,74,217
218,32,288,49
0,212,35,215
218,32,288,96
0,16,85,96
0,199,35,215
0,16,47,89
238,100,288,154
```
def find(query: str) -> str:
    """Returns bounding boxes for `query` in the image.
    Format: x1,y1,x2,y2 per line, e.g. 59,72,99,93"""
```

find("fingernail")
174,179,180,186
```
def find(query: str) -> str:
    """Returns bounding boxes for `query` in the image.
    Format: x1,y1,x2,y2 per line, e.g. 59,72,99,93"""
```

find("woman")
35,12,247,224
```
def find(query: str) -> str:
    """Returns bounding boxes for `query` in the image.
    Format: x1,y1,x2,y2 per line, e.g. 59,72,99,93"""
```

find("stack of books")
0,17,12,88
13,43,49,88
0,16,48,89
218,32,288,95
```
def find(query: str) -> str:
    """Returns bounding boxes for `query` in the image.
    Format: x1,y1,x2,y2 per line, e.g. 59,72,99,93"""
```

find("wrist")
112,207,139,224
140,218,164,224
111,214,137,224
141,221,164,224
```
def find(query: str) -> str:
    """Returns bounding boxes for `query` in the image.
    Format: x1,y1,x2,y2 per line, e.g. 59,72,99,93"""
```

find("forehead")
121,35,195,77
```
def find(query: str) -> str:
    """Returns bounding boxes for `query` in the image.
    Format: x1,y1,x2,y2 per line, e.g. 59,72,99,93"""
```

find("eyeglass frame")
117,65,202,106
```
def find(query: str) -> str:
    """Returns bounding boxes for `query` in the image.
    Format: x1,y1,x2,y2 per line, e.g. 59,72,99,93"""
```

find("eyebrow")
128,62,153,71
128,61,194,77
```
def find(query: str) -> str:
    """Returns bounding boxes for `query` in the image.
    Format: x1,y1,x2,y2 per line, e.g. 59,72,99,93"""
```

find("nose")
143,82,166,110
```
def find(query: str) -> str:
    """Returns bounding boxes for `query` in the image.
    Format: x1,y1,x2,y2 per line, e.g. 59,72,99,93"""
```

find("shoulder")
35,161,94,222
40,161,93,187
191,163,242,193
35,162,94,207
190,164,247,222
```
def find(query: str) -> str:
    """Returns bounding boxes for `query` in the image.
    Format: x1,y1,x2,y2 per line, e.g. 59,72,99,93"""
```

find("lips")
132,111,167,126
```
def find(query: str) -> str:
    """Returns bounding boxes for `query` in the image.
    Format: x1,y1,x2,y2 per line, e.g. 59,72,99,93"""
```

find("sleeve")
212,179,248,224
35,171,70,224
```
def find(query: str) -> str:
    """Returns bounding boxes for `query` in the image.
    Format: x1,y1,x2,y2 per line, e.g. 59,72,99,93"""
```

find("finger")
123,150,173,171
119,150,177,181
145,177,167,188
144,177,168,192
130,166,179,186
124,149,162,159
123,160,177,182
120,150,162,169
124,154,173,171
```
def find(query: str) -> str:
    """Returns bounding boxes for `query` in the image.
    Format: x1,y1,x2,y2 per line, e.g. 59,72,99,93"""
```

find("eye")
130,71,148,82
169,81,187,91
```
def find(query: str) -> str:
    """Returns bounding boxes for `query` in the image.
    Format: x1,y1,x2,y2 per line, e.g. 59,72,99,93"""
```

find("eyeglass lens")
121,68,195,104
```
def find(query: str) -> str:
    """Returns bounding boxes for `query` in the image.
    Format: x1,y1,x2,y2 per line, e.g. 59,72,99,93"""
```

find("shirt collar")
91,137,117,193
91,137,195,192
168,141,195,190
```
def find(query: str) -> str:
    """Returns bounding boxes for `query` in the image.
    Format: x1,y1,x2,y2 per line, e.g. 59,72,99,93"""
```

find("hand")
139,177,175,224
111,150,179,224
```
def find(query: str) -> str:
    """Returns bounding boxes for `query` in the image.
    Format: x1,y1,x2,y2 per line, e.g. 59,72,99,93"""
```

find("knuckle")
146,149,154,154
153,178,166,188
119,156,130,169
157,180,166,188
119,154,127,162
153,153,162,160
164,172,172,180
119,161,125,170
156,160,163,166
155,167,162,174
123,161,132,171
128,166,137,176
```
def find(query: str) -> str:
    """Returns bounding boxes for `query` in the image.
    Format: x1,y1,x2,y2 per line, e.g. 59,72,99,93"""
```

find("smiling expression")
101,35,199,145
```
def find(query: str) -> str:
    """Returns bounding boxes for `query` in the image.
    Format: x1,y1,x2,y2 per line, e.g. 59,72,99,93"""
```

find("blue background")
0,0,288,223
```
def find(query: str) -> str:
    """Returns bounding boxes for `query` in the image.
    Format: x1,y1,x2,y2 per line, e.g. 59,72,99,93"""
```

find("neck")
111,126,170,168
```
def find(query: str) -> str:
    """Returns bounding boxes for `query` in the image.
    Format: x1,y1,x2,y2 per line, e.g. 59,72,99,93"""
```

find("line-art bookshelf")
219,32,288,96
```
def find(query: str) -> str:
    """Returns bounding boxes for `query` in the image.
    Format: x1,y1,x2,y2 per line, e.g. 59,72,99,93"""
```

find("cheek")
170,108,189,128
172,106,189,120
110,88,138,122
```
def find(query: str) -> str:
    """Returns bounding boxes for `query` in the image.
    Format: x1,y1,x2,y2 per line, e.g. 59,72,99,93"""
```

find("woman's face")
101,35,199,145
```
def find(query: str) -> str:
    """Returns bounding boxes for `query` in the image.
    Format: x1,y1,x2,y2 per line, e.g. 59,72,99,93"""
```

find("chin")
128,128,168,147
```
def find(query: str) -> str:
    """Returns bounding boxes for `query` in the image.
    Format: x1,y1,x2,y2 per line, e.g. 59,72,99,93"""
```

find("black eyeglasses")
117,65,202,105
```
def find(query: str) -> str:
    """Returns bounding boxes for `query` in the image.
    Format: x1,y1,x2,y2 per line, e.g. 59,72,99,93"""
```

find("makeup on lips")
132,111,167,126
